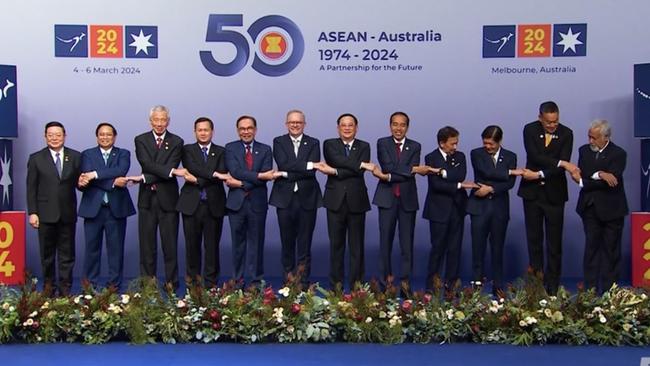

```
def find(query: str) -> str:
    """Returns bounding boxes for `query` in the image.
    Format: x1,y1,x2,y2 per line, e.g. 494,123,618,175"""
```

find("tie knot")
55,152,60,157
396,142,402,147
201,146,208,153
245,144,251,151
156,137,162,143
103,152,109,158
293,139,300,145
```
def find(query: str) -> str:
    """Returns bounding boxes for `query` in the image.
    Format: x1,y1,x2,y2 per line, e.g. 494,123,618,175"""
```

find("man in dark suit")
371,112,432,293
225,115,277,285
78,122,136,290
27,121,81,296
133,105,186,290
467,125,521,296
422,126,475,290
570,119,628,294
315,113,374,290
518,101,577,295
176,117,229,287
269,110,323,287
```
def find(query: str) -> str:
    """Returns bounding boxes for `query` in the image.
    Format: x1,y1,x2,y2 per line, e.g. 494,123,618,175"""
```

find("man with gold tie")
518,101,577,295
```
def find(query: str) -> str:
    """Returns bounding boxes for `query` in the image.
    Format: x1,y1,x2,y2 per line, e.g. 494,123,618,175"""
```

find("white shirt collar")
49,148,64,160
152,131,166,141
290,134,303,143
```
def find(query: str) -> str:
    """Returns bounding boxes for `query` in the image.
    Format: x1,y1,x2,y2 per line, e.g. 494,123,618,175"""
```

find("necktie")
393,143,402,197
156,137,163,149
544,133,552,147
491,153,497,167
245,144,253,170
102,152,109,204
344,143,351,157
293,139,300,157
55,152,62,177
200,147,208,200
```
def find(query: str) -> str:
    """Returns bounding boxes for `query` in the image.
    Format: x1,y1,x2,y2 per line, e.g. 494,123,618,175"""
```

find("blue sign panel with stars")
125,26,158,58
0,139,12,210
0,65,17,138
553,23,587,57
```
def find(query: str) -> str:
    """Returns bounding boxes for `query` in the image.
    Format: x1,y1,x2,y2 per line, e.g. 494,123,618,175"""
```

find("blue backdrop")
1,0,648,283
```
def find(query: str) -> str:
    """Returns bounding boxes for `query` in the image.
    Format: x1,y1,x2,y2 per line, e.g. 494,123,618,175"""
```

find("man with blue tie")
466,126,521,296
371,112,433,294
27,121,81,296
78,123,136,290
269,110,323,287
422,126,476,290
176,117,230,287
225,115,278,285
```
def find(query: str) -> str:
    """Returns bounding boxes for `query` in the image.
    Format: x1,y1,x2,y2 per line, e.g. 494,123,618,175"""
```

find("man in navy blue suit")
269,110,323,287
422,126,476,290
78,123,136,290
466,125,521,296
225,115,278,285
371,112,433,294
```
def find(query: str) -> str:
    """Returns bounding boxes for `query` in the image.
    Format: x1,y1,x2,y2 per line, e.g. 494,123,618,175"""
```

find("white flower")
416,309,427,320
365,317,372,323
622,323,633,332
455,311,466,320
84,294,92,300
599,315,607,323
525,316,537,325
40,302,49,310
539,299,548,308
287,325,295,333
278,287,290,297
120,294,130,305
499,298,505,303
273,307,284,323
23,318,34,326
445,309,454,320
219,295,230,305
8,306,14,312
389,316,402,327
549,296,557,301
519,320,527,327
176,300,186,308
593,306,603,313
2,302,9,310
73,296,81,304
379,311,387,319
133,293,141,299
641,294,647,300
29,311,38,318
544,309,552,318
322,300,329,306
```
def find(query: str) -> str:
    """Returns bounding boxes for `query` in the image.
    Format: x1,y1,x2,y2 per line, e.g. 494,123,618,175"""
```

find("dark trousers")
83,206,126,289
327,201,366,289
277,192,317,285
426,204,464,289
523,197,564,294
228,198,267,283
38,220,76,295
182,202,224,287
378,196,416,287
138,193,179,288
581,206,624,293
470,202,508,289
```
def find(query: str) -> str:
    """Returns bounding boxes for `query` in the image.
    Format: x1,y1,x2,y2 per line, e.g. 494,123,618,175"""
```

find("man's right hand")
257,170,276,181
522,169,540,181
598,171,618,187
29,214,39,229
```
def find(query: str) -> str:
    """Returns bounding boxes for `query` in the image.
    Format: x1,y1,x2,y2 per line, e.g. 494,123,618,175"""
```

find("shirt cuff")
539,170,545,179
579,178,584,188
168,169,174,178
306,162,314,170
282,171,288,178
457,182,462,189
441,169,447,179
92,171,98,179
591,172,600,180
141,174,146,183
387,173,392,182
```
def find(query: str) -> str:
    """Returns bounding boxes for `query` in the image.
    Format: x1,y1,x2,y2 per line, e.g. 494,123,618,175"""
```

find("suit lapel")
60,147,72,179
206,143,218,170
296,135,309,161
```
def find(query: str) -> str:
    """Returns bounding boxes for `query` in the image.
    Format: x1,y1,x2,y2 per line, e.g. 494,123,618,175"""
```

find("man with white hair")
570,119,628,294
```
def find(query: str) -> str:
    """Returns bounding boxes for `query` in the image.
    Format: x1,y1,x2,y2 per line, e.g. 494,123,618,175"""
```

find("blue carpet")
1,343,649,366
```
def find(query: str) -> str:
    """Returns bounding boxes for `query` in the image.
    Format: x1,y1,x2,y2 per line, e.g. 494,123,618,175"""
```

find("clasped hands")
78,171,132,188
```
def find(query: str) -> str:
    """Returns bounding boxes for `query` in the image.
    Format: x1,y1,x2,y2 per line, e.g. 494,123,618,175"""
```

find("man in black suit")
27,121,81,296
570,119,628,294
133,105,186,290
518,101,577,295
176,117,230,287
78,123,136,290
315,113,374,290
422,126,475,290
225,115,277,285
371,112,432,293
269,110,323,287
467,126,521,296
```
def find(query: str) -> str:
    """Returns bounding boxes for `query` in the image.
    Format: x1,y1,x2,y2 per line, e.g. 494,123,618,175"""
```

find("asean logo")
200,15,304,77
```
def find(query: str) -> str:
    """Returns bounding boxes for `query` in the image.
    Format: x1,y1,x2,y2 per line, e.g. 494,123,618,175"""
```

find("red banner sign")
631,212,650,288
0,211,25,285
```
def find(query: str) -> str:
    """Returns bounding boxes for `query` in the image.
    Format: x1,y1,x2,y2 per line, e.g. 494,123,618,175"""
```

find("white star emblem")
0,146,12,206
556,27,583,54
129,29,154,55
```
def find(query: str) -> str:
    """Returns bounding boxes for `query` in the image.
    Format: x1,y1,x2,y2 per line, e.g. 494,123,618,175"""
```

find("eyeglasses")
46,133,64,138
286,121,305,125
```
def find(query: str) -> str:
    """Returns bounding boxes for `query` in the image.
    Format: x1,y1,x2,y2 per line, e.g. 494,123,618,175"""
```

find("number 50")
200,14,304,77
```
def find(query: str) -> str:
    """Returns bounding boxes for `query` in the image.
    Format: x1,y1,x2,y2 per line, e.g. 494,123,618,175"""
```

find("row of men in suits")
26,102,627,296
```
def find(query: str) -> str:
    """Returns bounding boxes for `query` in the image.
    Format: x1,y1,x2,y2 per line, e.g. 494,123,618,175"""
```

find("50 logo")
200,14,304,77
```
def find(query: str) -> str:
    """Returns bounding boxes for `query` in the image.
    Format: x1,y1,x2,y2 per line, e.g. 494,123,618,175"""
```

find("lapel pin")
165,146,169,150
303,142,307,145
405,146,409,150
211,152,215,156
540,135,544,139
255,151,259,154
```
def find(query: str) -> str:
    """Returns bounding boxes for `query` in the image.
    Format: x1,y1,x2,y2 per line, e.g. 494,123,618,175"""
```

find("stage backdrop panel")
0,0,647,283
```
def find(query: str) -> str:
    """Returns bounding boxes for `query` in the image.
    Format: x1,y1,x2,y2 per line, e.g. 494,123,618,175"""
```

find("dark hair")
481,125,503,143
194,117,214,130
437,126,459,144
390,111,410,127
95,122,117,136
44,121,66,134
539,101,559,115
236,115,257,128
336,113,358,126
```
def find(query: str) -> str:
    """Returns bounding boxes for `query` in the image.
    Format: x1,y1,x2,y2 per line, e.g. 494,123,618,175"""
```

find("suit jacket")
26,147,81,224
134,130,184,211
576,142,629,221
176,142,227,218
224,140,273,212
322,138,371,213
269,134,323,210
517,121,573,204
422,149,468,223
78,146,136,219
466,147,517,218
372,136,420,211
